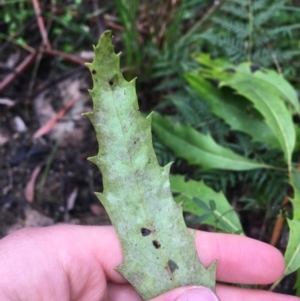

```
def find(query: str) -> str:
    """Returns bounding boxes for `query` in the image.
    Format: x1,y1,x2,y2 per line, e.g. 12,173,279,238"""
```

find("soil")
0,58,111,238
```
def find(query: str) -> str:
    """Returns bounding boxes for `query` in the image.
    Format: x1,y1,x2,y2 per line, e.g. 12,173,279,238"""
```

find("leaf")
283,170,300,277
220,64,295,169
170,175,244,234
195,55,296,169
184,73,281,149
83,31,217,301
251,68,300,116
294,125,300,153
152,113,270,171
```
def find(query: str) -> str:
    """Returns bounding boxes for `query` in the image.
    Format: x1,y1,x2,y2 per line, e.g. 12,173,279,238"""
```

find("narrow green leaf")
284,219,300,276
152,113,270,171
283,170,300,277
271,171,300,289
84,31,216,300
294,125,300,153
194,213,213,224
170,175,244,234
185,73,280,149
193,197,211,212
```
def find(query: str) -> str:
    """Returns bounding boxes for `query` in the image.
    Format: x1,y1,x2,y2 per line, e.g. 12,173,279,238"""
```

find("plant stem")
247,0,253,62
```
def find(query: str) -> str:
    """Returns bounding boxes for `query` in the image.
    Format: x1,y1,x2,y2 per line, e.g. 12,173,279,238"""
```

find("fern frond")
211,17,248,39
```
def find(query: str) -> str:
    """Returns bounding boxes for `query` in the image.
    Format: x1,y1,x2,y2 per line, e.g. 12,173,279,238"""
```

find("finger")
0,224,284,290
107,284,219,301
107,283,300,301
216,284,300,301
37,225,284,285
107,283,142,301
92,226,284,285
195,231,284,284
0,226,109,301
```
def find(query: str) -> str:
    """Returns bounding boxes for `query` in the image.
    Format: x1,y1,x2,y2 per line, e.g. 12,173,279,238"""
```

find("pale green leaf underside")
170,175,244,234
84,31,216,300
152,113,270,171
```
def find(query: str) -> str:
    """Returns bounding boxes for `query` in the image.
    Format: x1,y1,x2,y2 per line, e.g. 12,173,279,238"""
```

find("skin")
0,225,299,301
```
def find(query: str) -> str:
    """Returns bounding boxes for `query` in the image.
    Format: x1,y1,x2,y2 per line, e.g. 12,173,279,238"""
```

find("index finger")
91,226,284,285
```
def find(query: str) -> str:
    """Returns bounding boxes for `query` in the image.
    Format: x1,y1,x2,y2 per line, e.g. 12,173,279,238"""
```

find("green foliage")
0,1,99,55
152,113,269,171
199,0,300,77
170,175,243,234
284,171,300,276
157,54,300,282
114,0,212,86
193,55,296,170
84,31,216,301
271,170,300,290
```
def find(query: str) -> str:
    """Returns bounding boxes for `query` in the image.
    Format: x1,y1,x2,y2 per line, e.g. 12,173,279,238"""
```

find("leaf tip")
88,156,97,164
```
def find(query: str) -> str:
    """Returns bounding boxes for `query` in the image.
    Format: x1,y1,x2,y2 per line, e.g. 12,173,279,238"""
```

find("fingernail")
175,286,219,301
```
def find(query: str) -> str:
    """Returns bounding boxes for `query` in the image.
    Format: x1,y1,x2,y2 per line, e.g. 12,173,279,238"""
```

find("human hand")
0,225,298,301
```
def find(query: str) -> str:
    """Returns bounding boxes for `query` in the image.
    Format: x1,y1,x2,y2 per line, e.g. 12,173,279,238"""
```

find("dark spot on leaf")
141,228,151,236
224,68,235,73
167,260,179,273
172,192,181,197
134,141,136,144
109,79,113,86
148,159,151,164
92,70,96,74
250,64,260,73
152,240,161,249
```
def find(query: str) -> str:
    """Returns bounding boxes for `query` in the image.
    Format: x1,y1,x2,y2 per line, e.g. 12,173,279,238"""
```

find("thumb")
149,286,220,301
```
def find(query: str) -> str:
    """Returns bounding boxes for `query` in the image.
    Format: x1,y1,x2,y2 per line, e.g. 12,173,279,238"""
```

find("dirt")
0,60,111,239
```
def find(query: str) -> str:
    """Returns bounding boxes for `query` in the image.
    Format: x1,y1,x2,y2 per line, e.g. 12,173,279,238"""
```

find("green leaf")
170,175,244,234
283,170,300,277
220,63,295,168
84,30,216,300
251,68,300,116
195,56,295,169
185,73,280,149
152,113,270,171
294,125,300,153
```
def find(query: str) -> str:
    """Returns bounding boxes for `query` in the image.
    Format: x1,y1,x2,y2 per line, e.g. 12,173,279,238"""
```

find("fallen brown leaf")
24,164,43,203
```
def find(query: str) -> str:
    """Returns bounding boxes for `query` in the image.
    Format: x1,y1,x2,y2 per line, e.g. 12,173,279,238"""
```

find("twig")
27,43,44,98
92,0,106,37
43,48,86,65
0,51,38,93
179,0,225,45
31,0,52,50
270,196,290,246
32,99,77,140
0,48,86,93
